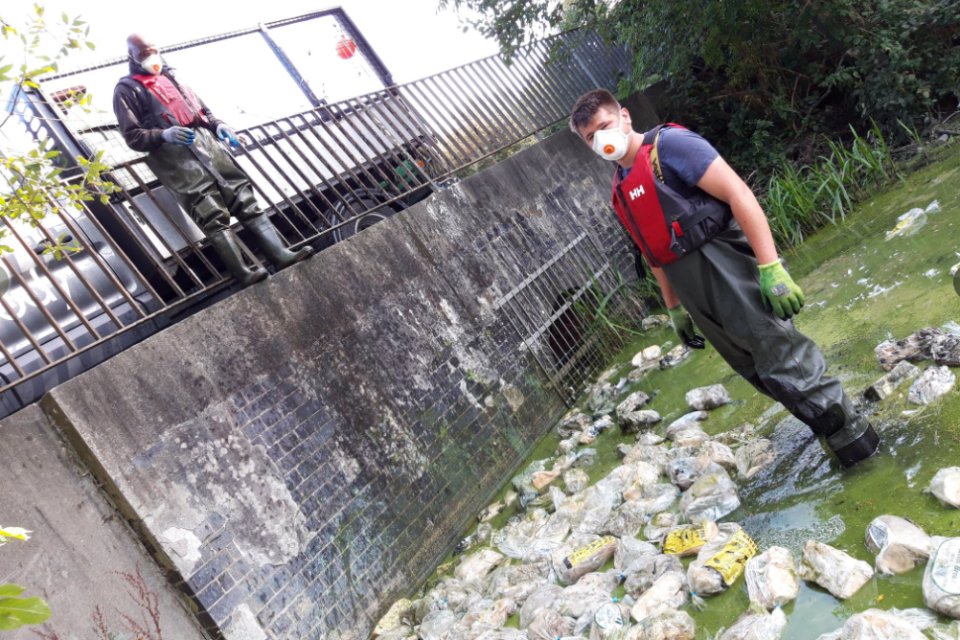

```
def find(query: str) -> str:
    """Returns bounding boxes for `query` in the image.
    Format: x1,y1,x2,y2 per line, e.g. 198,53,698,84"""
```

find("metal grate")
493,224,645,407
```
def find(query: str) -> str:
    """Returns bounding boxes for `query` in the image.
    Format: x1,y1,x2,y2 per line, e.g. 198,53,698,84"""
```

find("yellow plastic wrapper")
662,521,719,557
704,528,759,586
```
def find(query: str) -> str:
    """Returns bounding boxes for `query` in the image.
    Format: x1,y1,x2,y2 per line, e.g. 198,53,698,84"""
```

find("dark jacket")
113,60,223,153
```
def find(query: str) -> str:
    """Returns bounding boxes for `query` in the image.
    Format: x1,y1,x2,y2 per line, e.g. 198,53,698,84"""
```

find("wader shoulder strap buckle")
650,126,666,183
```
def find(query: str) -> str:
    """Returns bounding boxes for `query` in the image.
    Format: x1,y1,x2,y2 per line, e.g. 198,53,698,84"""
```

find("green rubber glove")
759,259,805,319
668,304,697,344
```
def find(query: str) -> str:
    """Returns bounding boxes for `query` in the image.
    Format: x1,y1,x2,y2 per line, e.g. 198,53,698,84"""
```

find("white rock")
798,540,874,599
930,467,960,508
908,366,956,405
686,384,732,410
746,546,800,610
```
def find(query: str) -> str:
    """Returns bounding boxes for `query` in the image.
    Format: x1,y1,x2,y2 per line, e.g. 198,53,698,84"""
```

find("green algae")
432,148,960,639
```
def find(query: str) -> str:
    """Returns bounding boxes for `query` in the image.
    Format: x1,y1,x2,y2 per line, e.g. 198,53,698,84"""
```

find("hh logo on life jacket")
629,185,645,200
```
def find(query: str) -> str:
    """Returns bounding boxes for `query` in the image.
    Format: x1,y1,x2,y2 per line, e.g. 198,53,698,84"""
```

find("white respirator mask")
141,53,163,75
591,112,632,161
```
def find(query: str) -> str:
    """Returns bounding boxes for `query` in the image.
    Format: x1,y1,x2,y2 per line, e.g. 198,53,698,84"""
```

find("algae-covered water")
435,148,960,639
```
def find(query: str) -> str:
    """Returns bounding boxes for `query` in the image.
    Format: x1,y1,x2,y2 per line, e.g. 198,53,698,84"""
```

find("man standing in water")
570,89,879,467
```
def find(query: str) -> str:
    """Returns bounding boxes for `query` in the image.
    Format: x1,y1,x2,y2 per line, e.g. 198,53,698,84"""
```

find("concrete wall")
0,94,658,640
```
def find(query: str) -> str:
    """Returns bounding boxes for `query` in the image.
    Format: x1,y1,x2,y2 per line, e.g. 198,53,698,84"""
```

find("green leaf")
0,596,52,629
85,41,95,50
62,12,68,24
0,585,25,598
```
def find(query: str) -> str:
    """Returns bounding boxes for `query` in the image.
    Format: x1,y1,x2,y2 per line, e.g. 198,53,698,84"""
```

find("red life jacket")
611,124,732,267
131,73,208,128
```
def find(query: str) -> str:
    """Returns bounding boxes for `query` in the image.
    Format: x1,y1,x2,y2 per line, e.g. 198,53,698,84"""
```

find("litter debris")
553,536,617,586
665,412,709,439
629,571,688,623
925,269,941,278
660,344,692,369
875,327,944,371
735,439,777,479
642,314,671,331
932,334,960,366
587,383,621,415
685,384,731,410
864,361,921,401
929,468,960,508
798,540,874,599
687,524,758,596
629,608,696,640
745,546,800,610
717,604,788,640
839,609,927,640
620,410,663,434
864,515,932,575
680,463,742,522
632,345,664,368
886,200,941,240
663,521,720,557
617,391,653,421
924,537,960,619
908,366,956,405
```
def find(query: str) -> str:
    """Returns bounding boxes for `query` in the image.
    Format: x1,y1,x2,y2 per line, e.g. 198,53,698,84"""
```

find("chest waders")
612,125,879,467
124,73,314,285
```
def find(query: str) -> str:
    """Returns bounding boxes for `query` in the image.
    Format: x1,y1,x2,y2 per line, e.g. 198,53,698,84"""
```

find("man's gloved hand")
668,304,705,349
759,259,805,319
216,123,240,147
161,126,195,146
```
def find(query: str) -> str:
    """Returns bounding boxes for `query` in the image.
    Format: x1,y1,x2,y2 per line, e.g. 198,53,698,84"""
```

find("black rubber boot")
833,423,881,468
244,216,314,270
209,230,269,287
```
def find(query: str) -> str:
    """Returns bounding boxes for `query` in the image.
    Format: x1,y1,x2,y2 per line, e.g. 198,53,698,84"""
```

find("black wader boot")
663,221,880,468
244,216,315,270
209,230,268,287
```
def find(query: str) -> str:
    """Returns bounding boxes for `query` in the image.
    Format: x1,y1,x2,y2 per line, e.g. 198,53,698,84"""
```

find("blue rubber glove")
216,123,240,147
161,126,194,146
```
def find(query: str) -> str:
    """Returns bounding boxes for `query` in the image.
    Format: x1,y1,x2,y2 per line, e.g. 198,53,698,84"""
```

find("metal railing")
1,27,630,408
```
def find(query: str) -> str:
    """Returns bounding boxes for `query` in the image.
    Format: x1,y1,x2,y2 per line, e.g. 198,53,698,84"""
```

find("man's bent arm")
695,157,779,265
651,265,681,309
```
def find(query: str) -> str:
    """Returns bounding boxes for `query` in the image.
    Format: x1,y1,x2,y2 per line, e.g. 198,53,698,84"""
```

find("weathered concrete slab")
0,404,205,640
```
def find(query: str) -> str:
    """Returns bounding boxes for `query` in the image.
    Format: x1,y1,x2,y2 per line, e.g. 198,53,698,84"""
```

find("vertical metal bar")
535,41,587,108
288,113,372,214
1,255,80,352
374,91,457,178
323,99,409,194
314,102,403,196
417,76,492,157
348,96,431,190
399,82,475,165
443,68,516,148
508,46,565,122
452,66,528,144
471,60,542,138
0,292,53,365
0,331,26,378
483,58,552,129
361,94,441,190
385,89,460,172
521,42,568,116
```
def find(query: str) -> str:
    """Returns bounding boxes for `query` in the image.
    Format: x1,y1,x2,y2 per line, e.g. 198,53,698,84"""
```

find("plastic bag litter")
667,457,706,491
798,540,874,599
923,536,960,619
700,441,737,473
680,463,741,523
629,571,688,623
637,432,665,446
456,549,505,582
864,361,921,402
930,622,960,640
663,521,720,557
687,524,759,596
644,512,680,544
672,427,710,448
665,412,709,439
931,334,960,367
558,582,615,619
495,509,550,559
745,546,799,610
888,608,940,632
886,201,940,240
533,468,564,490
603,505,646,539
660,344,692,369
463,597,517,631
554,536,618,586
685,385,731,411
632,345,664,368
559,412,594,438
666,445,701,461
589,602,627,640
615,537,660,573
620,410,663,435
617,391,653,421
579,570,623,594
519,584,563,629
717,604,787,640
624,445,670,474
624,555,684,598
864,515,932,575
420,610,457,640
631,484,680,515
908,366,956,405
587,383,621,415
376,625,415,640
527,608,576,640
929,467,960,508
455,523,494,556
577,504,616,536
876,327,944,372
837,608,927,640
735,439,777,480
642,314,670,330
626,608,695,640
514,459,551,506
565,468,591,494
574,448,599,469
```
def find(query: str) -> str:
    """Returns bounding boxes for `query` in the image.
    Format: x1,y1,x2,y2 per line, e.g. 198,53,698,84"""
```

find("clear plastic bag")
679,463,741,523
629,571,687,623
519,584,563,629
419,610,457,640
929,467,960,508
717,604,787,640
687,524,758,596
455,549,505,582
745,546,799,610
554,536,618,585
565,468,590,494
623,555,684,598
527,609,577,640
615,537,659,573
864,515,932,575
629,608,696,640
923,536,960,618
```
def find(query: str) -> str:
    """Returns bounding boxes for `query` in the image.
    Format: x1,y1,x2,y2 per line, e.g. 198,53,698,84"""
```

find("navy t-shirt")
618,126,720,199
